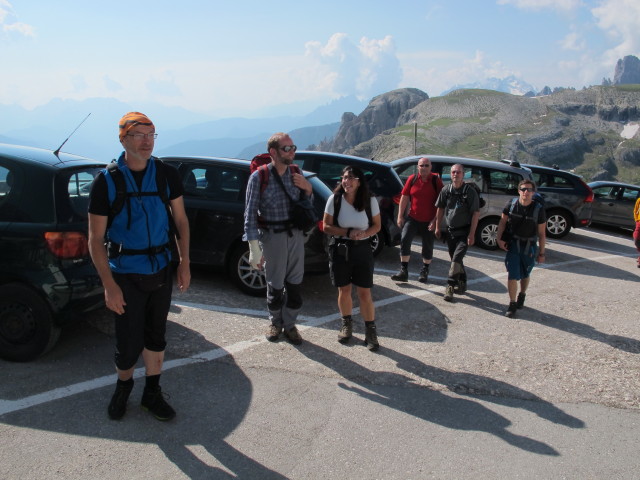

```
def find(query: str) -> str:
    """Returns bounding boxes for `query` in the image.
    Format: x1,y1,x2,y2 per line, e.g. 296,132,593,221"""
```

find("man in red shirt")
391,157,443,283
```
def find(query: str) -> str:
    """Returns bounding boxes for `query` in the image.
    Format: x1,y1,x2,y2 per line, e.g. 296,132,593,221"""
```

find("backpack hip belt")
106,241,171,259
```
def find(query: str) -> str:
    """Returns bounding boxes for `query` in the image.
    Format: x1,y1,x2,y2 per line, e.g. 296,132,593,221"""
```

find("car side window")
622,188,640,202
316,162,348,190
487,170,520,195
550,174,572,189
181,165,247,201
593,186,615,199
58,168,104,222
395,163,417,184
0,165,23,222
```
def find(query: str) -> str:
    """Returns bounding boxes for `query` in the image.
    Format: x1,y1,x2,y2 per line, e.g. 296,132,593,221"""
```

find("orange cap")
118,112,154,139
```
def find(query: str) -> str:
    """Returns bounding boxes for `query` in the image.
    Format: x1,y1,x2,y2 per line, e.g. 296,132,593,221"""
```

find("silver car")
391,155,533,250
588,181,640,230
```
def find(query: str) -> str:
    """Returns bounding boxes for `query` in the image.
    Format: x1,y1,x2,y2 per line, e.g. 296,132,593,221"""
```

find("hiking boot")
364,322,379,352
391,267,408,282
141,386,176,421
107,380,134,420
456,279,467,294
443,285,454,302
338,317,353,344
516,292,526,309
266,324,282,342
284,326,303,345
505,301,518,318
418,265,429,284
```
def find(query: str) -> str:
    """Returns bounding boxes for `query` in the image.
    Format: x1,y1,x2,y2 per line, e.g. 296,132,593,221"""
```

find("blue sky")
1,0,639,118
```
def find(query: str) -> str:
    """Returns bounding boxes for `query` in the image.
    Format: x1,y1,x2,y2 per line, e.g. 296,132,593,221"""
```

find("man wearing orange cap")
88,112,191,421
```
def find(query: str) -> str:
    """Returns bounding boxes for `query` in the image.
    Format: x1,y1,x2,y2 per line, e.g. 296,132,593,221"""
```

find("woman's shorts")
329,241,374,288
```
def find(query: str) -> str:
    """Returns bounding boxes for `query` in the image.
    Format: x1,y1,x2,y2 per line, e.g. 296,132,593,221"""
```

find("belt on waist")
336,238,370,246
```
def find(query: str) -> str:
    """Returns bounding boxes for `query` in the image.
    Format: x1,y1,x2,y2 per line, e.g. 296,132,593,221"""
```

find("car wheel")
476,218,500,250
369,231,384,257
0,283,60,362
228,244,267,297
546,209,571,238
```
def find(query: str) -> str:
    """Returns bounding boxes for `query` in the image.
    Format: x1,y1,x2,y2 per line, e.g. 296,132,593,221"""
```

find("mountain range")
1,63,640,185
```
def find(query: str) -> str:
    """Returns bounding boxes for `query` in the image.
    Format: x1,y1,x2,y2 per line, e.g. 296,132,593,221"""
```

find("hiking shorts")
505,242,538,281
329,241,374,288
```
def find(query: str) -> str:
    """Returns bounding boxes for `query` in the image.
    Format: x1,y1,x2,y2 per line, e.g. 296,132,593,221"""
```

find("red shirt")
401,173,443,222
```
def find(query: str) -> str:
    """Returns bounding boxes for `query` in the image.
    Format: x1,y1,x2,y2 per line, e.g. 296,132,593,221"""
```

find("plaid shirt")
243,164,312,241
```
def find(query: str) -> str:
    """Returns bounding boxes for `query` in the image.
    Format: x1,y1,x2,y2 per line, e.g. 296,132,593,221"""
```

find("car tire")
369,231,385,257
546,209,571,238
228,243,267,297
476,217,500,250
0,283,60,362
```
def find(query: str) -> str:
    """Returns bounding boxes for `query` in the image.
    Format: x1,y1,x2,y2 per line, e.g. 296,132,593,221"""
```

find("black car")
293,151,404,255
522,164,593,238
0,143,106,361
160,156,331,296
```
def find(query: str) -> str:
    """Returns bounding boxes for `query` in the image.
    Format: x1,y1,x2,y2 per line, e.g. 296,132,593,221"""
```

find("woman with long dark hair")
322,166,382,351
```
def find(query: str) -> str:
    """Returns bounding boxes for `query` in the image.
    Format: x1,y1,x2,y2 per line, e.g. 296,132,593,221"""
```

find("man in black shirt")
496,179,546,318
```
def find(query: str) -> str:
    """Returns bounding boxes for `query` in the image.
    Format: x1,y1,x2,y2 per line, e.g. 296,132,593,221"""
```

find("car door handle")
213,214,235,222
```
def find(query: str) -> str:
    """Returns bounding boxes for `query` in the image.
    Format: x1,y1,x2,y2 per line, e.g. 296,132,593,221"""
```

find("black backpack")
106,158,178,239
447,182,486,209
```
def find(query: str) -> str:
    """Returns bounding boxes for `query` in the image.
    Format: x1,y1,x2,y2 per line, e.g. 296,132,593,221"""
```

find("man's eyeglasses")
519,187,534,192
126,133,158,140
451,170,463,175
418,164,431,168
279,145,297,152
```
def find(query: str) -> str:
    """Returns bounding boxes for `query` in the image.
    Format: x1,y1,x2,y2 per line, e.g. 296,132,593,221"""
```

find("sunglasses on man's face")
279,145,297,153
519,187,534,192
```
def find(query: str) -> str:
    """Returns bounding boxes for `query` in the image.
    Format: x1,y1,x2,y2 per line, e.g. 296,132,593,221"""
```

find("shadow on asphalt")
298,342,585,457
2,321,286,480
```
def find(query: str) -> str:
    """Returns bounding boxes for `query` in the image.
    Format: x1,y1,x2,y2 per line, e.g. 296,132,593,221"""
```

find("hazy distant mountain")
0,95,366,160
440,75,536,96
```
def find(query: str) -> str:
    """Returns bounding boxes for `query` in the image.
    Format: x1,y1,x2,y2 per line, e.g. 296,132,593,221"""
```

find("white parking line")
0,248,633,417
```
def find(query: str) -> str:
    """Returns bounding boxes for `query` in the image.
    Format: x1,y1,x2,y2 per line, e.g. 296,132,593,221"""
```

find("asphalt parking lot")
1,226,639,479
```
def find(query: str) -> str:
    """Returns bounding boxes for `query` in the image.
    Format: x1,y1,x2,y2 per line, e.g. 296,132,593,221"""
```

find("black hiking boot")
418,265,429,284
391,267,409,282
505,302,518,318
338,316,353,344
364,322,380,352
141,386,176,421
108,379,134,420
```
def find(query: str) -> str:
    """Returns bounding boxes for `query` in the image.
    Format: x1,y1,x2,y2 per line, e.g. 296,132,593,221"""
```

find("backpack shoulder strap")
258,164,270,194
106,162,127,229
333,192,342,227
409,173,418,187
152,157,179,240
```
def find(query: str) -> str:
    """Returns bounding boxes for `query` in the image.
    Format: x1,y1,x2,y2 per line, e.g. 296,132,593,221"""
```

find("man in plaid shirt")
243,132,313,345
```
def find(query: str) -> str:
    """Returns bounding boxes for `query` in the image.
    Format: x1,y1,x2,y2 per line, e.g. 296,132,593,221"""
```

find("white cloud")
304,33,402,99
399,50,520,97
560,30,586,50
592,0,640,64
496,0,582,11
0,1,35,38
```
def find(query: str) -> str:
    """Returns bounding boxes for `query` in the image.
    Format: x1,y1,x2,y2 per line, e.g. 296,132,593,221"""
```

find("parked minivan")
391,155,533,249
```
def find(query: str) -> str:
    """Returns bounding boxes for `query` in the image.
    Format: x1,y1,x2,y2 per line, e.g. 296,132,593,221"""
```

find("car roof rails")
500,158,522,168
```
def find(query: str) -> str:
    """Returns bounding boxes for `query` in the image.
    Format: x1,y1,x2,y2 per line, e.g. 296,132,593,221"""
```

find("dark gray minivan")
391,155,534,249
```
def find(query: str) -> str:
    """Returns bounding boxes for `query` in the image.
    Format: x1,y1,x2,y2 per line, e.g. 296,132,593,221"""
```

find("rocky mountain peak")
613,55,640,85
319,88,429,153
